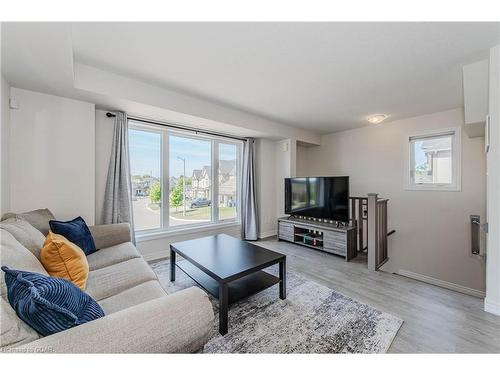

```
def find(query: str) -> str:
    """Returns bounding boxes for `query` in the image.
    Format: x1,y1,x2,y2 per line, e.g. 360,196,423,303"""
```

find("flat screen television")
284,176,349,223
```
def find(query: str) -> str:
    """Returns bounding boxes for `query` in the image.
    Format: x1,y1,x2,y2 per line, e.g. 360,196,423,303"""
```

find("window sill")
405,184,461,192
135,221,241,242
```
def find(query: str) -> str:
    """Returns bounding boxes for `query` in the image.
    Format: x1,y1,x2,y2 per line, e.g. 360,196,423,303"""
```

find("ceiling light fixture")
366,114,389,124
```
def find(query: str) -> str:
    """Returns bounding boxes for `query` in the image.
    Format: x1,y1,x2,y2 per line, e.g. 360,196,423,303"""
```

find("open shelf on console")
294,227,324,249
278,216,357,261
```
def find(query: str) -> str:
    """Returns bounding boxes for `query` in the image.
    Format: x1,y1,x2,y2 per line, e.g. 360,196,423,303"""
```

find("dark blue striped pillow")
2,266,105,336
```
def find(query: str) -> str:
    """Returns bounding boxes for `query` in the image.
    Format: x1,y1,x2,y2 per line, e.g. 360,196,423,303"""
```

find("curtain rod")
106,112,248,142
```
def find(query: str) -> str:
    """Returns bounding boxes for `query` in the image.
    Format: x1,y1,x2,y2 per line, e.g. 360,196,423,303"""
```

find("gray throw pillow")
0,218,45,259
2,208,55,236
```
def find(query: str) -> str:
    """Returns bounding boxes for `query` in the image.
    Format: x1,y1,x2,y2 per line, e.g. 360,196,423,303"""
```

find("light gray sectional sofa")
0,209,214,353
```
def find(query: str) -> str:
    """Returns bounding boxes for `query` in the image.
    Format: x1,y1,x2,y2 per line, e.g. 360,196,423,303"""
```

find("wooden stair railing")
350,193,392,271
349,196,368,253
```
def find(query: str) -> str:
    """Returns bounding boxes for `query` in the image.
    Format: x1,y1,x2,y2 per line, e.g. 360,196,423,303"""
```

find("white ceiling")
3,22,500,134
71,22,500,132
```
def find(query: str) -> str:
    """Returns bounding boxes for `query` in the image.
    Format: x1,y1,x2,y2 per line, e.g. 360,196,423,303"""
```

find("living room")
1,1,500,370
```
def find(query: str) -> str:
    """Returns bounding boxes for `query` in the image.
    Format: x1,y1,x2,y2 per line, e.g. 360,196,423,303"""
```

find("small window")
406,128,461,191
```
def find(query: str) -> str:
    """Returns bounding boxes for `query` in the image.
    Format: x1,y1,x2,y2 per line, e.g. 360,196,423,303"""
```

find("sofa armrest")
15,287,214,353
89,223,132,249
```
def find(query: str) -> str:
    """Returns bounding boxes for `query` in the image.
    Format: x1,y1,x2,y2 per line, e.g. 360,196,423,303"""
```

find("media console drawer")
324,240,347,255
278,223,293,234
324,232,346,250
278,223,294,241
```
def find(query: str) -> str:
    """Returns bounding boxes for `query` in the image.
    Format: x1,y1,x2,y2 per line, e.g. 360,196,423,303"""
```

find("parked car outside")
190,198,211,208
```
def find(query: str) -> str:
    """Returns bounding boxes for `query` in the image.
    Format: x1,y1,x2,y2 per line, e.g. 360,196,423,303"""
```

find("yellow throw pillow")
40,231,89,290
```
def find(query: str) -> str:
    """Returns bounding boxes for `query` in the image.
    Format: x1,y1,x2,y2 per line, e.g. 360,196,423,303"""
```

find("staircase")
349,193,394,270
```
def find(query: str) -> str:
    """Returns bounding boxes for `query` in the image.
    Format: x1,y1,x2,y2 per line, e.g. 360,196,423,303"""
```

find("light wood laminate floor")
257,237,500,353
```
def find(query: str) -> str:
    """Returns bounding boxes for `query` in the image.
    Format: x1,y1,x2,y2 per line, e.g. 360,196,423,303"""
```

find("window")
406,127,461,191
169,135,212,227
129,128,162,231
129,121,242,234
218,143,239,220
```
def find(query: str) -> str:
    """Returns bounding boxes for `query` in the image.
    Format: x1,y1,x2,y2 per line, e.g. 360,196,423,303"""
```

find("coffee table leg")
219,283,228,335
279,258,286,299
170,248,176,282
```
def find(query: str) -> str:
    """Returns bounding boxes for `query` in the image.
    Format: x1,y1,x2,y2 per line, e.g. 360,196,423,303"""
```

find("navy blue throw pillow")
2,266,105,336
49,216,96,255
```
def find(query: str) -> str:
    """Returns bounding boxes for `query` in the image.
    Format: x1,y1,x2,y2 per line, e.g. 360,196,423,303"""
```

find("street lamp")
177,156,186,216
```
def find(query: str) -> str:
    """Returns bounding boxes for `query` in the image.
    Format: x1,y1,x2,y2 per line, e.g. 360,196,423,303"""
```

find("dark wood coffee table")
170,234,286,335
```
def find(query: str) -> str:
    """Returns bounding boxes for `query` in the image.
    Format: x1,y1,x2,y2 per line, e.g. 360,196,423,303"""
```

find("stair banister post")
367,193,378,271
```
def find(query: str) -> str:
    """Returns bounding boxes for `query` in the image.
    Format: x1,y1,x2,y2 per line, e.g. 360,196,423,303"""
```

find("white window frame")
405,127,461,192
128,120,243,239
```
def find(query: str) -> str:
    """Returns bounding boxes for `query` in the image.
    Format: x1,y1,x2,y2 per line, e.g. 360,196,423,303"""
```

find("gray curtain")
241,138,259,240
103,112,135,242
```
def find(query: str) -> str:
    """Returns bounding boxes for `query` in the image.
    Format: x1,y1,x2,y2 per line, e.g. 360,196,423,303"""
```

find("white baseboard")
484,298,500,315
397,269,486,298
258,230,277,239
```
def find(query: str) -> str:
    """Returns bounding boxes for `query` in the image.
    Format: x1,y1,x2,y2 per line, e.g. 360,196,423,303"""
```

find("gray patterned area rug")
151,260,403,353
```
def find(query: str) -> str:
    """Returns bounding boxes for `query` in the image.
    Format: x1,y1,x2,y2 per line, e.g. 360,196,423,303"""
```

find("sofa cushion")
98,280,167,314
2,267,105,337
89,223,131,250
87,242,141,271
85,258,157,301
2,209,55,236
49,216,97,256
1,229,48,299
0,217,45,259
1,297,40,349
40,232,90,290
15,287,213,353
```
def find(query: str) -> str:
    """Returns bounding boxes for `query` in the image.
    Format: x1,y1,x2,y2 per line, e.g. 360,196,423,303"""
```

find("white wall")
1,76,10,214
255,138,277,238
485,45,500,315
304,108,487,294
296,144,309,177
75,63,321,145
9,88,95,223
463,59,489,131
275,139,297,218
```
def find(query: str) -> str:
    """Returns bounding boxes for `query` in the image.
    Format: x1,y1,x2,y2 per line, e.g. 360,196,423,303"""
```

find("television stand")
277,217,357,261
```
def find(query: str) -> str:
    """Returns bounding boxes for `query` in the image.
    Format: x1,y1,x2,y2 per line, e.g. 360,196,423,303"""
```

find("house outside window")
406,127,461,191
